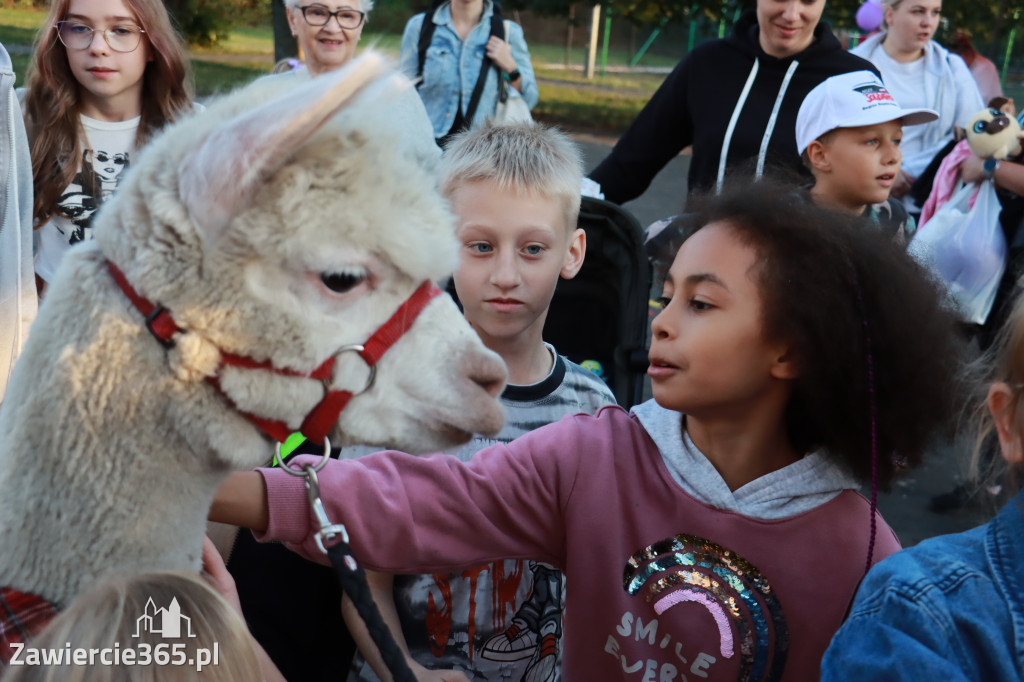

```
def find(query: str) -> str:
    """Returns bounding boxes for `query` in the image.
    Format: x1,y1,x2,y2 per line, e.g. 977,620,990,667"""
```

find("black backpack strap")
462,11,504,125
415,9,436,83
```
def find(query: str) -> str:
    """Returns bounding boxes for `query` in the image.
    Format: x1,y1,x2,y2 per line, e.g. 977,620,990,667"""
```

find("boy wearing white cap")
796,70,937,243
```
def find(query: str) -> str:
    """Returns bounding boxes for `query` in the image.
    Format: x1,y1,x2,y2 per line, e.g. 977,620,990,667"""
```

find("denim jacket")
398,1,538,139
821,489,1024,680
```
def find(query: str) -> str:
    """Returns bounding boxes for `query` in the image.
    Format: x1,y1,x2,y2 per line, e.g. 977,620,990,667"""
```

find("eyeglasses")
55,21,146,53
297,4,366,29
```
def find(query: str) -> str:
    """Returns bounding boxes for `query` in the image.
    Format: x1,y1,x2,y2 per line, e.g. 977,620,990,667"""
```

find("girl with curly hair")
822,292,1024,680
213,180,968,681
22,0,195,293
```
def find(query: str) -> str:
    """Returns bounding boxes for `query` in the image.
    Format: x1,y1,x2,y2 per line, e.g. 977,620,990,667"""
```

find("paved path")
572,132,994,548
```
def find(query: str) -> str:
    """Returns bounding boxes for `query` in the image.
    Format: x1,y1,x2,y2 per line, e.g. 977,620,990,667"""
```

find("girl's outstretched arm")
210,471,269,531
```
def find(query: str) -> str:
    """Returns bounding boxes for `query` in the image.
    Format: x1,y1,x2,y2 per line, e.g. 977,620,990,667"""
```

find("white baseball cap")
796,71,938,154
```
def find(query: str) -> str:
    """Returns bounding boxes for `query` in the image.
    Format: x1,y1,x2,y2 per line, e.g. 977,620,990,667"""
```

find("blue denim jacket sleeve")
397,4,537,138
505,21,538,110
821,519,1024,681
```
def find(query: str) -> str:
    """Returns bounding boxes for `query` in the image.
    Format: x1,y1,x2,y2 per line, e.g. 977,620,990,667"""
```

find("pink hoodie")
258,406,899,681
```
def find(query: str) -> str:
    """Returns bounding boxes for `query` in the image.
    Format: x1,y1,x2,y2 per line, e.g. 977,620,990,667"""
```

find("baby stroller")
543,196,651,407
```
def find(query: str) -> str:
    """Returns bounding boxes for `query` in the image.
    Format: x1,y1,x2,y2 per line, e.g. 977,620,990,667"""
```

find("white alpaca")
0,55,505,612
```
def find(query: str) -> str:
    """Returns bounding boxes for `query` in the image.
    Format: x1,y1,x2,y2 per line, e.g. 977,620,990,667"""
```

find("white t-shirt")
869,50,931,176
34,114,139,283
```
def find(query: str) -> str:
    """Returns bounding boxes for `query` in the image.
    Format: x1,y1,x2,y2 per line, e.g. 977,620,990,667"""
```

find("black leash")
275,441,416,682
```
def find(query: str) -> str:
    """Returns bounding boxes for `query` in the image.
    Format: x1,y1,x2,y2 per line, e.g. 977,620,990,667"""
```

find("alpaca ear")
179,52,388,246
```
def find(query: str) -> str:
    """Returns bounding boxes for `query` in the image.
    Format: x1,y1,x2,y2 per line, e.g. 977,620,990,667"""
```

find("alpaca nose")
461,348,507,399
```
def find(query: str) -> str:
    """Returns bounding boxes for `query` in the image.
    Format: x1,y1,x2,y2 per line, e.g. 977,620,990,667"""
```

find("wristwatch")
984,158,1001,180
505,68,521,82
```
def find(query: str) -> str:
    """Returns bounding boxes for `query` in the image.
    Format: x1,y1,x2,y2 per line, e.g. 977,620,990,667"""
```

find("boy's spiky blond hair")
440,122,583,233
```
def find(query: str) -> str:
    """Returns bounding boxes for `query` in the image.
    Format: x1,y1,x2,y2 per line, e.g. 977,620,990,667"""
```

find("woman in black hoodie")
589,0,879,203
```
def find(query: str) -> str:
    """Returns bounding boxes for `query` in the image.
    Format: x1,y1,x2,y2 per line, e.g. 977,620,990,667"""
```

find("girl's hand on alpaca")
200,535,243,616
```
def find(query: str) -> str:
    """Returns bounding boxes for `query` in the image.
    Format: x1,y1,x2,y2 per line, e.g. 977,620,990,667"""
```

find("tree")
166,0,269,47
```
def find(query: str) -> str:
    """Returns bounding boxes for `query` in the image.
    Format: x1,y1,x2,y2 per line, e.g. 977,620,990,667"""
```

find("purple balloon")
856,1,883,32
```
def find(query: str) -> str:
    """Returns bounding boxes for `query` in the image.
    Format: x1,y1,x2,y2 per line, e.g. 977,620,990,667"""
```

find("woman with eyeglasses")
273,0,436,156
21,0,196,296
284,0,368,76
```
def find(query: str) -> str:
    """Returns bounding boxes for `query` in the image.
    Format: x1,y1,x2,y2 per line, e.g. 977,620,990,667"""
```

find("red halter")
106,261,442,443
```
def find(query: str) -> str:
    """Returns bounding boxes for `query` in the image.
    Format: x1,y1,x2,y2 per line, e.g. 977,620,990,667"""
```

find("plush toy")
966,108,1024,161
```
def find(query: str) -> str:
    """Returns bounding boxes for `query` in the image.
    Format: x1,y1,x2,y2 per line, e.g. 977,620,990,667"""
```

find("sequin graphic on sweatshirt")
622,534,788,681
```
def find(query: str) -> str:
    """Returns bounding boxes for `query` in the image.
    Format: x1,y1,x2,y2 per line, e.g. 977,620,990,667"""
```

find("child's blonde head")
439,122,583,236
973,295,1024,492
4,572,262,682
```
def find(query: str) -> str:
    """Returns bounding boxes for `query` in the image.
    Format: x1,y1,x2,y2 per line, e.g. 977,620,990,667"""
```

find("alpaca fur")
0,55,506,608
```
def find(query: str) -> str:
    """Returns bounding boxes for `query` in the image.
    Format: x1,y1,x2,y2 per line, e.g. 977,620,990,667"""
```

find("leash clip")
303,465,352,557
273,436,352,559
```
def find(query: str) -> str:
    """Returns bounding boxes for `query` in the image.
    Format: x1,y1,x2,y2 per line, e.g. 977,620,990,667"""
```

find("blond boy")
796,70,937,242
345,123,616,682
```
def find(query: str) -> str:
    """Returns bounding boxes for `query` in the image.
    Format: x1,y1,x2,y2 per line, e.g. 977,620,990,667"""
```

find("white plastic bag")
908,180,1005,324
494,78,533,125
492,20,534,126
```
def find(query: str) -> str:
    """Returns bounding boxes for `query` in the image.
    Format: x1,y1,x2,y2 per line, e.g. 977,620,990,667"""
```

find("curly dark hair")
661,180,968,489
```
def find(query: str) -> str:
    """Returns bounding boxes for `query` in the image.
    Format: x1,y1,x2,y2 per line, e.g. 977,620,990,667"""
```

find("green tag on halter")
277,432,308,464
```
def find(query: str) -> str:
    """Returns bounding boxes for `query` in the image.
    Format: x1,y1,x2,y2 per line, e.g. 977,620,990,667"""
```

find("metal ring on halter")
331,344,377,396
274,436,332,476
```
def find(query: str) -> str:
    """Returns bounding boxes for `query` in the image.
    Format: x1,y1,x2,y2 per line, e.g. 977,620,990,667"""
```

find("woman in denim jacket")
398,0,537,143
821,293,1024,680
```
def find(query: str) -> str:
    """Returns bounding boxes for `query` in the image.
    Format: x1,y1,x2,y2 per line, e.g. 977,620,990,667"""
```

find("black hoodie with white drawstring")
589,10,880,203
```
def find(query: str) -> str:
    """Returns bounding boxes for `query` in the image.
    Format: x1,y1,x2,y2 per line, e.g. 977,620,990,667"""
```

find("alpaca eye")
320,269,365,294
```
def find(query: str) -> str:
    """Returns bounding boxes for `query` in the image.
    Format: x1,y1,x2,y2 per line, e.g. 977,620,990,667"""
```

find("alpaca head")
94,54,506,454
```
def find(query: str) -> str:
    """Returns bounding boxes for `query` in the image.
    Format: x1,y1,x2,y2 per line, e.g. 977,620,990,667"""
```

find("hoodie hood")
728,8,844,62
632,399,861,520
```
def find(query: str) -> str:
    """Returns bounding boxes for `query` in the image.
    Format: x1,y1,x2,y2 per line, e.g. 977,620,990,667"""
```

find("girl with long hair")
23,0,194,291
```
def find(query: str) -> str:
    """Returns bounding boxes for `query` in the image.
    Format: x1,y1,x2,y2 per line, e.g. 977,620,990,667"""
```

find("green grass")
535,64,665,94
0,6,47,30
529,41,679,70
191,59,268,96
0,22,39,48
190,24,274,56
534,81,649,135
